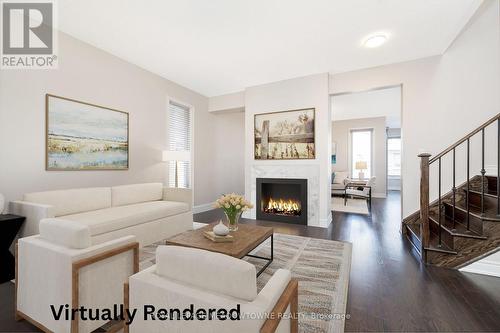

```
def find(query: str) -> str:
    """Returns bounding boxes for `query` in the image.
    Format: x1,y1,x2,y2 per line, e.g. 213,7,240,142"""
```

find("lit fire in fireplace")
264,198,301,216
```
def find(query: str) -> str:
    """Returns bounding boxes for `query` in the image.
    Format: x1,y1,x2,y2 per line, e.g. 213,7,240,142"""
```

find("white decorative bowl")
213,220,230,236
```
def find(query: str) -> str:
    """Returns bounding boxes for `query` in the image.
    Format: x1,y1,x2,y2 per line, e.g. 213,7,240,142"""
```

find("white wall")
332,117,387,196
244,73,331,227
208,91,245,113
330,0,499,218
0,31,245,208
331,86,401,128
212,111,246,195
460,251,500,278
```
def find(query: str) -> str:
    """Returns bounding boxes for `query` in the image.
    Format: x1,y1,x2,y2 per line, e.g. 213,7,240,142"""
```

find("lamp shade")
355,161,367,170
162,150,190,162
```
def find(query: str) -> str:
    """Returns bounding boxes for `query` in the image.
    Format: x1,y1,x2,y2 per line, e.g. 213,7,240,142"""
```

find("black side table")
0,214,25,283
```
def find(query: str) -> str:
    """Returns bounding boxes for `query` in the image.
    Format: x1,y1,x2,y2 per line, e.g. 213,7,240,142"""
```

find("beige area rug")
332,196,369,215
140,232,352,333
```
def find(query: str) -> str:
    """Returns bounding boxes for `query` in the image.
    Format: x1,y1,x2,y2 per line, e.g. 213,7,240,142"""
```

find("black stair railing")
452,148,456,230
418,113,500,259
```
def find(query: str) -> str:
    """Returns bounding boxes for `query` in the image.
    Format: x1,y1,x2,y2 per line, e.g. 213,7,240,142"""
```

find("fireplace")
256,178,307,225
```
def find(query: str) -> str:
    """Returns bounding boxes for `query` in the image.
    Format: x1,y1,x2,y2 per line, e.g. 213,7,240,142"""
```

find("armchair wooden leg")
290,281,298,333
14,244,21,322
124,282,130,333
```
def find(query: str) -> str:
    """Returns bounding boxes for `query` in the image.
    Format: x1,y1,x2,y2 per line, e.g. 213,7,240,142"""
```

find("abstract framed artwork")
254,108,315,160
46,94,129,170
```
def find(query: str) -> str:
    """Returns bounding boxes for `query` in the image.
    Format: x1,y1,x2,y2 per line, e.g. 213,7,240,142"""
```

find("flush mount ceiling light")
362,34,388,48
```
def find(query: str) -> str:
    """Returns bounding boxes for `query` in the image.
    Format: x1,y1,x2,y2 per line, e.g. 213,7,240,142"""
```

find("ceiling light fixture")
363,34,388,48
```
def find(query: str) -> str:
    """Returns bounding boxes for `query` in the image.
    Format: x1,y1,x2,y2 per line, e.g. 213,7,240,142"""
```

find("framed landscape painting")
46,94,129,170
254,108,315,160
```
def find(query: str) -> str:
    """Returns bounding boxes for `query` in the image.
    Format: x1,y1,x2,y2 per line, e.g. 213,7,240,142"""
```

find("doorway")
330,85,402,215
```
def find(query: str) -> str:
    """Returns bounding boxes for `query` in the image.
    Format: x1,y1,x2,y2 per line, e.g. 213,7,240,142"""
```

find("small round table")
0,214,25,283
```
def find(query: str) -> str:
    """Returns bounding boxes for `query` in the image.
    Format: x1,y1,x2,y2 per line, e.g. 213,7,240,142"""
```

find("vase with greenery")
214,193,253,231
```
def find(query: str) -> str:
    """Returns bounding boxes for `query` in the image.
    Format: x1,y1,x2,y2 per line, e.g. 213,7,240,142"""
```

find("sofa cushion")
24,187,111,217
156,246,257,301
39,218,92,249
333,171,349,185
63,201,189,236
111,183,163,207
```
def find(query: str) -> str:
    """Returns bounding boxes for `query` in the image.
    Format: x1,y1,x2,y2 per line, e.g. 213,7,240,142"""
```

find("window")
387,137,401,177
168,101,191,188
351,129,372,179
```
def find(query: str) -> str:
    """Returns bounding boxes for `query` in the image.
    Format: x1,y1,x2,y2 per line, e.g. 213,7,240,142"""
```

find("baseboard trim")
193,202,214,214
318,218,332,228
460,260,500,278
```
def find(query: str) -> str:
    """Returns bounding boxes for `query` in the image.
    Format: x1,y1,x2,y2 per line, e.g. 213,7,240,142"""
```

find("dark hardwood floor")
1,191,499,332
195,191,500,332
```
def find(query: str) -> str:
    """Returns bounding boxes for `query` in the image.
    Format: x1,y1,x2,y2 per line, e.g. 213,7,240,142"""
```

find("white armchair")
16,218,139,333
344,176,376,211
125,246,298,333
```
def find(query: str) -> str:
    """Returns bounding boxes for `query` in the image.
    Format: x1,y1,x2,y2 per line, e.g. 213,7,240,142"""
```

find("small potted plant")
214,193,253,231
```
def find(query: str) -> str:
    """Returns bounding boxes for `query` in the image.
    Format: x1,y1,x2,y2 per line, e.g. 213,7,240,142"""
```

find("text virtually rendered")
50,304,242,325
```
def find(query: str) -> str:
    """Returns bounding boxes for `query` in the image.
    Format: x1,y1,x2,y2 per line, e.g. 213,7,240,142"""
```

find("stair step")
405,222,457,256
443,200,500,223
463,188,498,209
429,211,487,240
486,175,498,192
425,243,457,255
406,223,422,254
443,202,484,235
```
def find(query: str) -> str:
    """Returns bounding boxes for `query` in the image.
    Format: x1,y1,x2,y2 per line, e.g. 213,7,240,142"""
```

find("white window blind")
387,137,401,177
168,101,191,188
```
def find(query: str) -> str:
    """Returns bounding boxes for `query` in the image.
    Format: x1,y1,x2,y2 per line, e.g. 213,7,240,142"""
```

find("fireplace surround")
256,178,307,225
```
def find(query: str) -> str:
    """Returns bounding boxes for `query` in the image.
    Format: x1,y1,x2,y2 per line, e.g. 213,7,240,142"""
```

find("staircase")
403,114,500,268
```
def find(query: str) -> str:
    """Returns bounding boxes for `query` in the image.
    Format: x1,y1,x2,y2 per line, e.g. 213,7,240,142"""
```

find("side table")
0,214,25,283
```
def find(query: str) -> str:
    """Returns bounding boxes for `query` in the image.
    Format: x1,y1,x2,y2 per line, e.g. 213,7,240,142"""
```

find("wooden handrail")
418,153,431,262
418,112,500,264
429,113,500,164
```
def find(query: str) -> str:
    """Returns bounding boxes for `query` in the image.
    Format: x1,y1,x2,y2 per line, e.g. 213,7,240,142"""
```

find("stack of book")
203,231,234,243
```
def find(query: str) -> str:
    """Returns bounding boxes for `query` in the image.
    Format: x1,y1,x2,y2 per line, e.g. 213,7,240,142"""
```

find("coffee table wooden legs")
246,233,273,277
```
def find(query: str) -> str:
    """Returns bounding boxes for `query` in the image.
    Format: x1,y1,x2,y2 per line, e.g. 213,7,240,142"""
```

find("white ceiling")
331,86,401,128
58,0,482,97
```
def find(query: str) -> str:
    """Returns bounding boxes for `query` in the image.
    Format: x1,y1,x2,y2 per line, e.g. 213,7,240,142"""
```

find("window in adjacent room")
350,129,372,179
167,100,191,188
387,137,401,177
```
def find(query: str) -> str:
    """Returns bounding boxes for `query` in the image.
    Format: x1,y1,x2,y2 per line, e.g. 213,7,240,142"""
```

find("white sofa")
126,246,298,333
10,183,193,247
332,171,350,195
17,219,139,333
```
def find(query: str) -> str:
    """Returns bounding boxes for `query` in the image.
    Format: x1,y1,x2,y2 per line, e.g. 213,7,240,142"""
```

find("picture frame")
254,108,315,160
332,141,337,164
45,94,129,170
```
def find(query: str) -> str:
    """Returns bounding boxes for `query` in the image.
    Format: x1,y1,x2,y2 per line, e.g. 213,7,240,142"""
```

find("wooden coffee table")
166,223,274,277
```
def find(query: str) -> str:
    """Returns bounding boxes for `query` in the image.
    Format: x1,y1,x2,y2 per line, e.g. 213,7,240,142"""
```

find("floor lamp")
162,150,190,188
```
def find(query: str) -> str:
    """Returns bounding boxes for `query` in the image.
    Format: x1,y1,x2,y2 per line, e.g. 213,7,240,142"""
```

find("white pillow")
24,187,111,216
334,171,349,184
39,218,92,249
111,183,163,206
156,246,257,301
